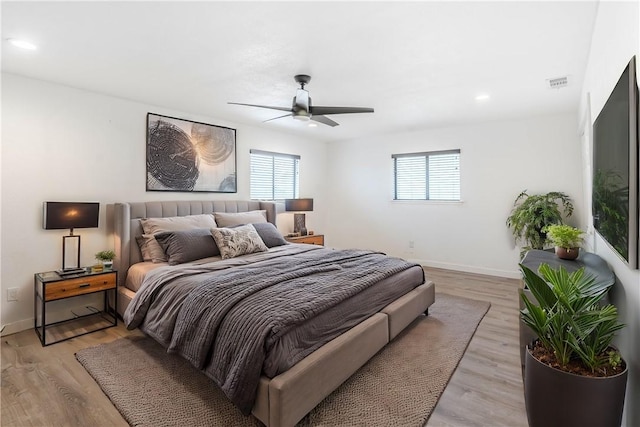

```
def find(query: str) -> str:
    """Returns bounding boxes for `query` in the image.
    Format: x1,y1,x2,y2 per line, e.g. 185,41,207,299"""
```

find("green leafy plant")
506,190,574,251
95,249,116,262
519,263,625,374
544,224,584,249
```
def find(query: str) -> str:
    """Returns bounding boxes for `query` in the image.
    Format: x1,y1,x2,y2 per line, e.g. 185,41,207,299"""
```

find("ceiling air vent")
547,76,569,89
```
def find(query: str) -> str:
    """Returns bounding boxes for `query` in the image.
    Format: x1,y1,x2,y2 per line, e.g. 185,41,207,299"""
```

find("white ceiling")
1,1,598,143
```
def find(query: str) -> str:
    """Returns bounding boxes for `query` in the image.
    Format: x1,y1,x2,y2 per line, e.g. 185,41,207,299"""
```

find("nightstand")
34,269,118,346
285,234,324,246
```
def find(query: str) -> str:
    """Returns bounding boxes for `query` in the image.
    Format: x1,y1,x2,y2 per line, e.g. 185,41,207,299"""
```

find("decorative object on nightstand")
34,268,117,346
285,234,324,246
95,249,116,270
285,198,313,236
43,201,100,273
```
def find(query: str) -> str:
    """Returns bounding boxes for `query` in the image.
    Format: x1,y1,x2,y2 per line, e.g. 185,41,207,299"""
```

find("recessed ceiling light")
8,38,37,50
308,122,318,128
475,94,490,102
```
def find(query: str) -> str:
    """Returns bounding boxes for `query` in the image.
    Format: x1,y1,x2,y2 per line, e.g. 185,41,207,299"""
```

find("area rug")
76,293,490,427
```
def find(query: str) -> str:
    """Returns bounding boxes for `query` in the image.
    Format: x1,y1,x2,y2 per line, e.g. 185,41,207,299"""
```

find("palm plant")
506,190,574,251
519,263,624,373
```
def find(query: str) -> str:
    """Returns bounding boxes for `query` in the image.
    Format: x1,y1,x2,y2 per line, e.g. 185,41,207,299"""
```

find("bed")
113,200,435,427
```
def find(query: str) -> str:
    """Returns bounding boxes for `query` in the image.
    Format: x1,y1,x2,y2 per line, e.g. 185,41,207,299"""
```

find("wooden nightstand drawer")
44,272,116,301
286,234,324,245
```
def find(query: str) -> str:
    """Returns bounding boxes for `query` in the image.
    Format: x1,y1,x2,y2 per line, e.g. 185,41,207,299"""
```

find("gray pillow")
214,210,267,227
136,234,168,263
211,224,268,259
140,214,217,235
154,228,220,265
244,222,288,248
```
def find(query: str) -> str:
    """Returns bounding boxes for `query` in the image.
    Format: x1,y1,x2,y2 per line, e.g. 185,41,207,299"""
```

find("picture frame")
146,113,237,193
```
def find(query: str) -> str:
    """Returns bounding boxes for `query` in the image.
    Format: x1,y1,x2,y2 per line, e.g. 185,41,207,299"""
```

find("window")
392,150,460,200
250,149,300,200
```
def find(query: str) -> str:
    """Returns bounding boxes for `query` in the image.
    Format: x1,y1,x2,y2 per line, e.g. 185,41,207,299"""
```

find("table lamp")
285,198,314,236
43,201,100,272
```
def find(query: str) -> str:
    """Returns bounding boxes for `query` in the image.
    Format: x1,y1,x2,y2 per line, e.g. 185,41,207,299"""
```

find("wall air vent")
547,76,569,89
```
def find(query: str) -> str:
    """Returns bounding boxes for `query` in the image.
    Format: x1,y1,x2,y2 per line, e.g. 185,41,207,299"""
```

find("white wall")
579,2,640,425
0,73,328,334
325,113,585,278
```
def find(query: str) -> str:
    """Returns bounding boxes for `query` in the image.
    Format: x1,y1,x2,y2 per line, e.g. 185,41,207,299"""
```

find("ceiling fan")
228,75,374,127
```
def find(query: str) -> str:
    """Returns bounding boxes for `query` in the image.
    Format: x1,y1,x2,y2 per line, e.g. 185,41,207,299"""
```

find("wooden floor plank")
425,267,528,427
1,267,528,426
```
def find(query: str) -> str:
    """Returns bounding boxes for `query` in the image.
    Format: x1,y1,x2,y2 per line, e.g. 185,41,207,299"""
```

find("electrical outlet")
7,288,19,302
408,241,415,249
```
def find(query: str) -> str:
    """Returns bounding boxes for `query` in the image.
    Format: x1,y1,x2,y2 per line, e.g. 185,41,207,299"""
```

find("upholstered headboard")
113,200,278,287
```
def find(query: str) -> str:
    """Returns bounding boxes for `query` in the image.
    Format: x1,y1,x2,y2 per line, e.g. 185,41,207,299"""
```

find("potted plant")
519,263,627,427
95,249,116,270
544,224,584,260
506,190,574,254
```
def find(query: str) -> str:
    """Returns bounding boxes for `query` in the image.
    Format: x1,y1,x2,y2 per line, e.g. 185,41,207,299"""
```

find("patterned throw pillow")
211,224,269,259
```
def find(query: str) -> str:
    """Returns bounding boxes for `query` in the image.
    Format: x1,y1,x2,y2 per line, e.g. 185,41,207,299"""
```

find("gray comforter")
124,245,423,414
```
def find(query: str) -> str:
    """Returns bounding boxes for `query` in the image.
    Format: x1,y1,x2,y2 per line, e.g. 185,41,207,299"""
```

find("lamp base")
62,234,81,270
293,213,307,236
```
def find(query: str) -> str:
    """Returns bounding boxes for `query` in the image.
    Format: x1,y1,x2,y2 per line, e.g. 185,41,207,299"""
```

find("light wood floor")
1,267,527,427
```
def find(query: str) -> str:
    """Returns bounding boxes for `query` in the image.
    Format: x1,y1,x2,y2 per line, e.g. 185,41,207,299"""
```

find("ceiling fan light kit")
229,75,374,127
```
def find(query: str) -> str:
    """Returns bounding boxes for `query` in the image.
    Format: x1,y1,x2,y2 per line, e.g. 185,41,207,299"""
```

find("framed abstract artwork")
146,113,237,192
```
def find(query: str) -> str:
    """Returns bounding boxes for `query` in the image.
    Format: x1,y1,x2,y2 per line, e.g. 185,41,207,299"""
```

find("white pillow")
211,224,268,259
140,214,218,235
213,210,267,227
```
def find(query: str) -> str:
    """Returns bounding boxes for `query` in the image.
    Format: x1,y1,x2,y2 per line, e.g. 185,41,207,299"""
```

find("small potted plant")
520,263,627,427
544,224,584,260
95,249,116,270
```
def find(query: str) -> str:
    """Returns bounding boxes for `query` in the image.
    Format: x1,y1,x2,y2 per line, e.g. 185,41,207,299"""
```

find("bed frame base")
252,281,435,427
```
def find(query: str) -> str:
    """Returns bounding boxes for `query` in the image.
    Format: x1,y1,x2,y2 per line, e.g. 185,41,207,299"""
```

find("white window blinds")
250,149,300,200
393,150,461,200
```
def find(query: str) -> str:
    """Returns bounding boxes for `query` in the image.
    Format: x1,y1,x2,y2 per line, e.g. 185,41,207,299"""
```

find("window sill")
390,199,464,205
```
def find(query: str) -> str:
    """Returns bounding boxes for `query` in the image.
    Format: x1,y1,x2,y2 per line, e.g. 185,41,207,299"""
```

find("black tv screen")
43,202,100,230
592,56,639,268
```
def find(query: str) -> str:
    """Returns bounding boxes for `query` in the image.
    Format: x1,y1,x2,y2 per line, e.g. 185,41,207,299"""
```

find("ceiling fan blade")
311,115,339,127
309,106,374,115
263,113,292,123
228,102,292,113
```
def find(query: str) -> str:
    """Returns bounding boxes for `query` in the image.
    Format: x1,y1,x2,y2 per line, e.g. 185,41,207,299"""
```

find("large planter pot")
524,346,628,427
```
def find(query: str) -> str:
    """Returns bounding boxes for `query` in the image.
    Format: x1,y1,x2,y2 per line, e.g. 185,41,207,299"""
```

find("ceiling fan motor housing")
229,74,373,127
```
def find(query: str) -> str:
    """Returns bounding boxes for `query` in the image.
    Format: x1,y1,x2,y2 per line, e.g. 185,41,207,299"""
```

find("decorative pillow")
211,224,268,259
154,228,220,265
246,222,288,248
140,214,217,235
136,234,168,263
213,210,267,227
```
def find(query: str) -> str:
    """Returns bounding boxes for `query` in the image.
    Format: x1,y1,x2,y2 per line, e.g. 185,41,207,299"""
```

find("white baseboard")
1,297,105,337
1,317,33,337
408,258,521,279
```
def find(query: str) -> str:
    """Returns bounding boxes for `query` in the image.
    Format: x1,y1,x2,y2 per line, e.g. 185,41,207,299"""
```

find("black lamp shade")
285,198,314,212
44,202,100,230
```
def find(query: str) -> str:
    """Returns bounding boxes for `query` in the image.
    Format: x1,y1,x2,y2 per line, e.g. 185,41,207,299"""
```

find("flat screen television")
592,55,639,269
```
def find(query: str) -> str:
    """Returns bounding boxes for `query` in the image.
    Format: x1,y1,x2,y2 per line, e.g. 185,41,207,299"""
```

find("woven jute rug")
76,293,489,427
